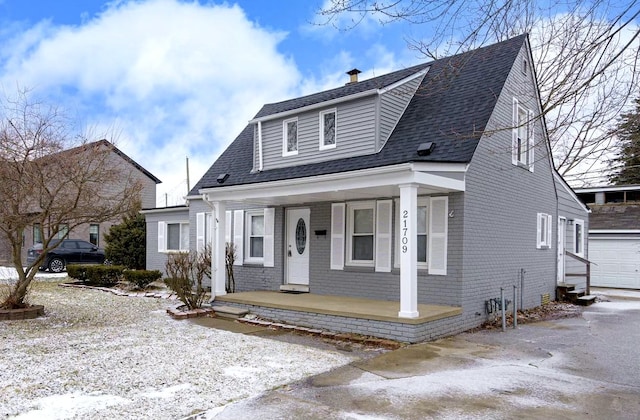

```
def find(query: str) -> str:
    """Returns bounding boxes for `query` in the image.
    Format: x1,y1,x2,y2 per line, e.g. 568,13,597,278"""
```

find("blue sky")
0,0,426,205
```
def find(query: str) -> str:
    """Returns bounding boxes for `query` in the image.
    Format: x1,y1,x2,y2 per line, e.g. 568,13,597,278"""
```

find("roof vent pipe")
346,68,361,85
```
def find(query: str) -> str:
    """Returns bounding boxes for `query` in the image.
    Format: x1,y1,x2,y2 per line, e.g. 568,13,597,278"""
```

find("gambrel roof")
191,34,528,194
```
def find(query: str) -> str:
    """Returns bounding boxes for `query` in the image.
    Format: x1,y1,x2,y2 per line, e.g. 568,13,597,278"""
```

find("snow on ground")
0,279,357,419
0,266,68,282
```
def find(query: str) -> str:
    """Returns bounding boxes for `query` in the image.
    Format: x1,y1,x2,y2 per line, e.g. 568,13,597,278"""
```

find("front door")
557,217,566,284
286,208,310,285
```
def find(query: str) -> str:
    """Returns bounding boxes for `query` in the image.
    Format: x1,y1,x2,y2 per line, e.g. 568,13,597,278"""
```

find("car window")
63,241,79,249
78,241,95,249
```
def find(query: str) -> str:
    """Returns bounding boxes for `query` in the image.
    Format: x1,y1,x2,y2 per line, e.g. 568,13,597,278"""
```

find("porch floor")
215,291,462,325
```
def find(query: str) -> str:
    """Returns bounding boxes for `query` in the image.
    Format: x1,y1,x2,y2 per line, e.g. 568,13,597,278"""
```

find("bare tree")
0,90,143,309
318,1,640,184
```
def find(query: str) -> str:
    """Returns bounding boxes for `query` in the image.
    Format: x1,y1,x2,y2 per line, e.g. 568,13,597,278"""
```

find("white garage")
589,237,640,289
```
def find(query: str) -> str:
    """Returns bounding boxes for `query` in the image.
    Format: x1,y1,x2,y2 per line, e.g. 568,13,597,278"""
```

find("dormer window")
319,109,337,150
283,118,298,156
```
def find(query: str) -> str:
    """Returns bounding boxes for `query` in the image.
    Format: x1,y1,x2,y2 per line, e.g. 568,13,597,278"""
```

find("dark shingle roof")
589,205,640,230
191,34,527,195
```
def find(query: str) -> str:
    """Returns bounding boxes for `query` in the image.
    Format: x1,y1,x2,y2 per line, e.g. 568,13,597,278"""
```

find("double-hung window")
89,224,99,246
167,222,189,251
283,118,298,156
246,211,265,261
57,224,69,239
319,109,336,150
33,223,42,244
416,204,429,264
536,213,552,249
347,202,375,266
512,98,534,171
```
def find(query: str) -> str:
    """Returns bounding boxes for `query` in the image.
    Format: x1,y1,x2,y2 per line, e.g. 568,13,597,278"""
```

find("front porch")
213,291,463,343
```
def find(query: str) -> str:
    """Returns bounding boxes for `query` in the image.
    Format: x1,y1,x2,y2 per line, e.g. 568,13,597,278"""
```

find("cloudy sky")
0,0,426,206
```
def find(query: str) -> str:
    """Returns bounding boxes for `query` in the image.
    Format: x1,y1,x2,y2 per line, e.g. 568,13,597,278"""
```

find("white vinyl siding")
319,108,337,150
512,97,534,171
378,73,424,150
536,213,553,249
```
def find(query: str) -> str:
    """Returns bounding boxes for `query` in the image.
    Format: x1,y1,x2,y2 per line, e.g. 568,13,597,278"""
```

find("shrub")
164,247,209,310
85,265,125,287
124,270,162,290
67,264,89,281
104,212,146,269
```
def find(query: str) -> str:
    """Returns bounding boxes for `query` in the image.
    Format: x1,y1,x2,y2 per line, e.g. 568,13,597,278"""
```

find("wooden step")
212,305,249,319
566,289,586,303
577,295,597,306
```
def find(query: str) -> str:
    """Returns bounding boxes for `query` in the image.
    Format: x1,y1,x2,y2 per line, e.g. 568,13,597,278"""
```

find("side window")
245,211,265,262
574,219,585,256
283,118,298,156
33,223,42,244
537,213,552,249
319,109,337,150
57,224,69,239
512,97,534,171
346,201,375,266
89,224,99,246
166,222,189,251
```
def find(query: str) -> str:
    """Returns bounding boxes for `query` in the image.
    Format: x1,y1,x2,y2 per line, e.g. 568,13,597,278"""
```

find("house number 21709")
401,210,409,253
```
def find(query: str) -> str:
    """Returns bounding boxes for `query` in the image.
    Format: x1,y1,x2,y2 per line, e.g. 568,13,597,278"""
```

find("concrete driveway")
208,292,640,419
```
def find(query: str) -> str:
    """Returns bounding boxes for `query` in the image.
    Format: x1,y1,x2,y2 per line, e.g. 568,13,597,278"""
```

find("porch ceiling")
215,291,462,325
201,162,466,206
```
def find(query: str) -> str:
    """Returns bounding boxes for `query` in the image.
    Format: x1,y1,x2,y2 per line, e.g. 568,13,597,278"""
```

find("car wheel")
48,258,65,273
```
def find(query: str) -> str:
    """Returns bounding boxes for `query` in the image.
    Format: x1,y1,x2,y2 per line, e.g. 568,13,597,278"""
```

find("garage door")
589,238,640,289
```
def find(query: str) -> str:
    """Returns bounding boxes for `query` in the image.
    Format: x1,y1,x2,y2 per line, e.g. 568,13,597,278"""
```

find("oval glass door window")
295,218,306,254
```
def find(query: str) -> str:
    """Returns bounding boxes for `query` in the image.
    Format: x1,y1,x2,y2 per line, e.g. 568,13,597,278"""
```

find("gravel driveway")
0,279,356,419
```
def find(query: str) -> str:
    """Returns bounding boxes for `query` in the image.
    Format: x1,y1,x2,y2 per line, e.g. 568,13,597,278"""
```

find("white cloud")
0,0,301,206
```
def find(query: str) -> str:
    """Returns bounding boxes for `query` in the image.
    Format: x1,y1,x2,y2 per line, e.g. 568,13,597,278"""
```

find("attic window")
522,59,527,75
283,117,298,157
319,109,337,150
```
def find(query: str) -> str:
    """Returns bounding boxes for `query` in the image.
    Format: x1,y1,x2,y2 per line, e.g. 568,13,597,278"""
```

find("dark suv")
27,239,106,273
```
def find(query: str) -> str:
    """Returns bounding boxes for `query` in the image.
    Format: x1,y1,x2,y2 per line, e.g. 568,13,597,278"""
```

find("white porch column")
212,201,227,298
399,183,419,318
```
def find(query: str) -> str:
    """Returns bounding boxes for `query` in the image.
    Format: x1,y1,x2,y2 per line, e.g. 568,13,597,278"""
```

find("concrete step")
212,305,249,319
566,289,586,303
577,295,597,306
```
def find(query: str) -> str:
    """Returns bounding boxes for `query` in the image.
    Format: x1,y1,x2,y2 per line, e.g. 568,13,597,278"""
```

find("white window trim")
536,213,553,249
574,218,585,257
282,117,298,157
319,108,337,150
394,197,430,270
161,221,190,253
512,97,534,172
245,210,265,264
346,201,376,267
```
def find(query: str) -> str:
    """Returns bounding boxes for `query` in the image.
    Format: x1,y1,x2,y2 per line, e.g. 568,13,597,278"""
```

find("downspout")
257,121,264,171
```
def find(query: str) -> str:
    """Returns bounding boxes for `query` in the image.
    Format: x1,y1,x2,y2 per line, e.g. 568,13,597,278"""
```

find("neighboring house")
575,185,640,289
0,139,161,265
144,34,588,342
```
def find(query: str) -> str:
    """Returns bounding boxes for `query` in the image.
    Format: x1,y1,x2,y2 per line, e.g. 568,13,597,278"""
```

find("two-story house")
143,34,588,342
0,139,161,265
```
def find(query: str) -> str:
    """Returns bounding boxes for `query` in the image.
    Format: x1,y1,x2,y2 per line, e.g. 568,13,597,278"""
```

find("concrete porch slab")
215,291,461,325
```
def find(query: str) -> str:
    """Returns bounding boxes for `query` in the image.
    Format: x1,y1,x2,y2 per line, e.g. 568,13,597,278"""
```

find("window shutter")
196,212,205,252
428,197,448,275
512,97,519,165
233,210,244,265
547,214,552,249
225,211,232,244
528,109,535,172
158,221,166,252
263,208,275,267
536,213,542,249
375,200,392,272
330,203,345,270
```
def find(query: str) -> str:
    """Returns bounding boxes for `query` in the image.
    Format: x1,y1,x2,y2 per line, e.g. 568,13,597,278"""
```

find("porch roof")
200,162,466,205
215,291,462,325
